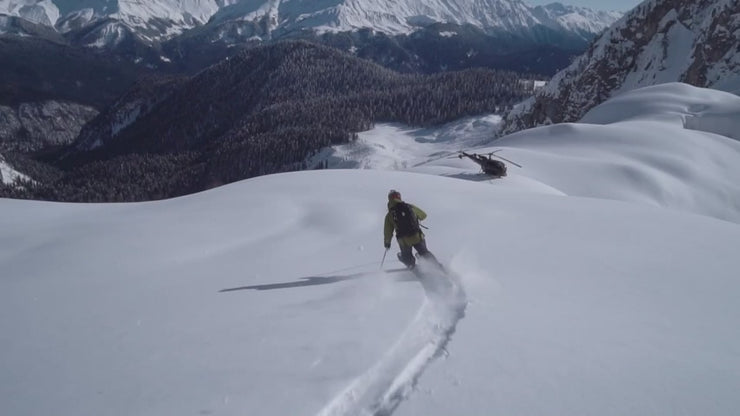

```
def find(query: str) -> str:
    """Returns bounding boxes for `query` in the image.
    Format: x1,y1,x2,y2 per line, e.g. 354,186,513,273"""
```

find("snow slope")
1,83,739,416
332,83,740,224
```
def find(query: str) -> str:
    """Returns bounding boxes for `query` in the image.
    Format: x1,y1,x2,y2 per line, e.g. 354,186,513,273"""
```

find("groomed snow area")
1,83,739,416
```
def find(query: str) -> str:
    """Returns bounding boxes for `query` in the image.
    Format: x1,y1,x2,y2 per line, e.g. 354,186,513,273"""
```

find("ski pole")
380,249,389,269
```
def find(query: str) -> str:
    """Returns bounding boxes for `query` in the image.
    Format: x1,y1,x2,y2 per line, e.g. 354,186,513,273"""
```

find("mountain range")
1,0,621,44
1,0,621,74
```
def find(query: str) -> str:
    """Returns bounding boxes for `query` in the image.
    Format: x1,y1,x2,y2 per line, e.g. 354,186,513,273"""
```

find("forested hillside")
2,41,534,202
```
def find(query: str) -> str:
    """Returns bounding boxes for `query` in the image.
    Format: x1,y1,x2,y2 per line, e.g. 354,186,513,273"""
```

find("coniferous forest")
1,41,541,202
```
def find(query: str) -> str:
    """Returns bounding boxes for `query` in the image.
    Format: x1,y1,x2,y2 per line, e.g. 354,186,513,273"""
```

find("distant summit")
1,0,623,76
1,0,218,45
1,0,621,50
203,0,620,42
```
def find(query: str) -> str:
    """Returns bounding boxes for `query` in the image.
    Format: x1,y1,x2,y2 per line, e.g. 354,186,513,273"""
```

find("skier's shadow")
219,268,414,292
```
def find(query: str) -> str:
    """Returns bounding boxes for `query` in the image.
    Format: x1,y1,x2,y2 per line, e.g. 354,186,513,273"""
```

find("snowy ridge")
112,0,220,43
502,0,740,134
85,20,129,48
1,0,621,46
532,2,623,36
54,8,95,32
0,0,59,26
0,10,64,37
206,0,621,40
3,0,221,44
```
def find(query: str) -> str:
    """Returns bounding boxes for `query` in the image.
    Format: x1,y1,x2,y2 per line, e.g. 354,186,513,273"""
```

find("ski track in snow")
316,263,467,416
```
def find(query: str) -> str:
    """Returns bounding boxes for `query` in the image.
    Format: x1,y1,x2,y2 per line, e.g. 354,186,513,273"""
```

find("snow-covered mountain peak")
3,0,222,43
501,0,740,135
0,0,60,26
116,0,219,28
208,0,535,35
207,0,620,38
533,2,624,35
2,0,622,46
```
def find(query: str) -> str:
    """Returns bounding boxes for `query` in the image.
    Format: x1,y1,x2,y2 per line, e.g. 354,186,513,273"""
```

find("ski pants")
398,238,433,267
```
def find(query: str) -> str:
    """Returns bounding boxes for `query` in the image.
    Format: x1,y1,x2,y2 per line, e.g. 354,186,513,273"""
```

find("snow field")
1,82,740,415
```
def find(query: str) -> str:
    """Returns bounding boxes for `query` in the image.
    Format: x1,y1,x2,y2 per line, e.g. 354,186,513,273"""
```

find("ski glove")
384,242,391,249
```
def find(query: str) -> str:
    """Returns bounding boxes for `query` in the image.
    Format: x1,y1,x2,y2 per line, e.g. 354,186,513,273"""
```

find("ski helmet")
388,189,401,201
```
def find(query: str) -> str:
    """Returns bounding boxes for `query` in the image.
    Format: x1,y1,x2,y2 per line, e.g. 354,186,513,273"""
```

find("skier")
383,189,438,269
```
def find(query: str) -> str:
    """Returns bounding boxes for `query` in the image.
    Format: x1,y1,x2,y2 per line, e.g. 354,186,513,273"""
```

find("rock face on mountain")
0,101,98,152
500,0,740,135
531,2,623,40
0,13,65,40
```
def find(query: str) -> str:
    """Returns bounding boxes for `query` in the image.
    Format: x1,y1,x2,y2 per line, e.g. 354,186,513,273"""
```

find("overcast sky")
526,0,643,11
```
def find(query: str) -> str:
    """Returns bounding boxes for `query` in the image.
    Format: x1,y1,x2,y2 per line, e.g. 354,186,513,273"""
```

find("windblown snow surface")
2,82,740,416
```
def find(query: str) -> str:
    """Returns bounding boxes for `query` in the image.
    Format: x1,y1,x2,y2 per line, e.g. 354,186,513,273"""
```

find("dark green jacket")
384,199,427,247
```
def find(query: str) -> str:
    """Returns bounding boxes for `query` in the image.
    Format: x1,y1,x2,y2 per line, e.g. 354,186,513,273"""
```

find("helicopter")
457,150,522,178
